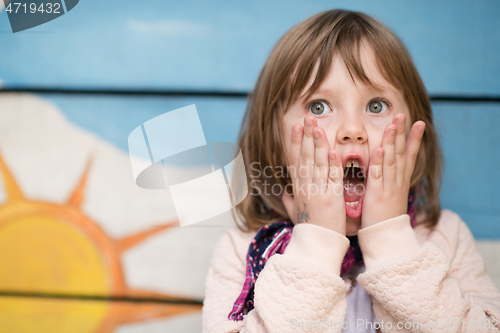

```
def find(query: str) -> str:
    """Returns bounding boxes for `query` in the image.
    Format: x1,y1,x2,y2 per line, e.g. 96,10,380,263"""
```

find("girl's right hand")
282,115,346,235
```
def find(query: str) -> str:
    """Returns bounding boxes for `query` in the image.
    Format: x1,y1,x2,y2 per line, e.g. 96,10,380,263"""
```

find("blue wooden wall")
1,0,500,95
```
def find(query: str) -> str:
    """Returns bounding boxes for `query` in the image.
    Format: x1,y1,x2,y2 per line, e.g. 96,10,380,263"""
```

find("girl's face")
283,46,412,236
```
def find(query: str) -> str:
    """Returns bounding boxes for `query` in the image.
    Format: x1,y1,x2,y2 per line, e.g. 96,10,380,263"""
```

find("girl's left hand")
361,113,426,229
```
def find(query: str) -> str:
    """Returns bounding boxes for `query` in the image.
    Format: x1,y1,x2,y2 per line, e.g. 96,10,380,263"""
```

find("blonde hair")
233,9,442,232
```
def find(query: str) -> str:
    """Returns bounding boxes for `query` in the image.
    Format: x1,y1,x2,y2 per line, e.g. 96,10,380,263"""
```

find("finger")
299,115,317,183
394,113,407,184
313,126,330,190
381,123,397,187
327,150,344,196
288,123,303,188
405,121,426,183
368,147,384,190
281,190,296,224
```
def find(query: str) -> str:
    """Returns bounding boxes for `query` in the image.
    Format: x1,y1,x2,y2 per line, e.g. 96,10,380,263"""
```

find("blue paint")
43,94,248,150
0,0,499,95
433,102,500,239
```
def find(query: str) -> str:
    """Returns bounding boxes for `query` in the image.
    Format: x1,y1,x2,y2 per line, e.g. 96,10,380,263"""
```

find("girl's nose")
336,114,367,144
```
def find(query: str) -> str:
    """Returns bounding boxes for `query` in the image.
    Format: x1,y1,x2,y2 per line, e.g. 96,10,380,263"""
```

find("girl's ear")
281,191,296,224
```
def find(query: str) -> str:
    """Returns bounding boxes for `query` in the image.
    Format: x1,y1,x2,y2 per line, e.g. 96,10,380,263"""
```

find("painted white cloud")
128,19,211,36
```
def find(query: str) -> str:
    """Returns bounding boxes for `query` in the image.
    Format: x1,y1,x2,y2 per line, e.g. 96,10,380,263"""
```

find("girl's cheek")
366,114,393,129
315,115,334,128
315,116,336,146
367,127,385,153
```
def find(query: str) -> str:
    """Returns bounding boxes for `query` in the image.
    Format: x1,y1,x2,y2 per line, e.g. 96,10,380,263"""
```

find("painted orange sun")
0,151,201,333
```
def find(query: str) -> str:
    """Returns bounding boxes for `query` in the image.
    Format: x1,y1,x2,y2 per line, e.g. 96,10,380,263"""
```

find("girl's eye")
309,101,331,115
367,100,388,114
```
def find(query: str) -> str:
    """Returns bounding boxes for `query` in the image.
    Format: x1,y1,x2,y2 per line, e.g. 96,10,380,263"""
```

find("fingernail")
293,126,301,135
313,130,320,140
305,117,313,127
377,149,384,158
389,127,396,136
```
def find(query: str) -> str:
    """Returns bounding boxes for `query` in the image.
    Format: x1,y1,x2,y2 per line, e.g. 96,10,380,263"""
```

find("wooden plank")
43,94,248,152
0,0,499,95
0,296,201,333
434,102,500,239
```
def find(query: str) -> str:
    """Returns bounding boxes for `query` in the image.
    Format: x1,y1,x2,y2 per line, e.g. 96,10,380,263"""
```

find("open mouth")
343,157,365,218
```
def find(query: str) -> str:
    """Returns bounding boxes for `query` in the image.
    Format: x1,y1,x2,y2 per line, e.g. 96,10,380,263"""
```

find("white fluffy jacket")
202,210,500,332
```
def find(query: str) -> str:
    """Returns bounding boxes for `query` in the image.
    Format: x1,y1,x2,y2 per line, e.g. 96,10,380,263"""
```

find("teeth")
346,159,360,168
346,201,359,208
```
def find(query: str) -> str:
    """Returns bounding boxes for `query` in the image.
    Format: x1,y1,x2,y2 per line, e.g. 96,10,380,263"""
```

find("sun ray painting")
0,151,202,333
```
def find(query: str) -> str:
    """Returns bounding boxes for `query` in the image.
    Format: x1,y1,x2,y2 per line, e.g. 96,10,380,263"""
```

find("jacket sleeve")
202,223,351,333
356,211,500,332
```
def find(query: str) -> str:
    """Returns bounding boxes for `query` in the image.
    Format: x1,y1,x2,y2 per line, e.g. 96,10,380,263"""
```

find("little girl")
202,10,500,333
